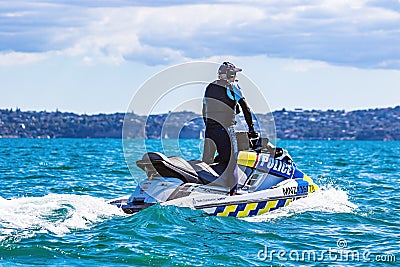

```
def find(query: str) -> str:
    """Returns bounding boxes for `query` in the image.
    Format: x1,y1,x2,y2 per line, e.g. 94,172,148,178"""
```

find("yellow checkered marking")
215,198,294,218
257,200,278,216
303,174,312,183
216,204,237,217
303,175,319,193
237,151,258,168
237,202,258,218
308,183,319,193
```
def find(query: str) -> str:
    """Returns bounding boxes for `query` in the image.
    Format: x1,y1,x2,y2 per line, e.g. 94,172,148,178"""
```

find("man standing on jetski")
202,62,259,195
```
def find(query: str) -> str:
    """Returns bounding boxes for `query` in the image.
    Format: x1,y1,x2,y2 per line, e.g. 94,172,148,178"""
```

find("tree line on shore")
0,106,399,140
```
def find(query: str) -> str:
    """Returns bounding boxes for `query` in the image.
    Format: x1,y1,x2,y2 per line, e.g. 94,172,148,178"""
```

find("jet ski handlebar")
236,131,272,153
236,131,291,162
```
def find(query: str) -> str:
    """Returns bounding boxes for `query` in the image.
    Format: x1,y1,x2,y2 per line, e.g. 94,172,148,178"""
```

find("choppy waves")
0,139,399,266
0,194,123,241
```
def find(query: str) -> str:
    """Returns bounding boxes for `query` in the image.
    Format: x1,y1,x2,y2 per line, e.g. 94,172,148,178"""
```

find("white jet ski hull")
110,134,319,218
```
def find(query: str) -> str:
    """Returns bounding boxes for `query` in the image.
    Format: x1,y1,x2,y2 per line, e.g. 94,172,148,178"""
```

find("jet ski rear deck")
109,133,319,218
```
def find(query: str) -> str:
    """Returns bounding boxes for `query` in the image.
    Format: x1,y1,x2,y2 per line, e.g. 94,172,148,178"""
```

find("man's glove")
248,130,259,139
248,130,260,151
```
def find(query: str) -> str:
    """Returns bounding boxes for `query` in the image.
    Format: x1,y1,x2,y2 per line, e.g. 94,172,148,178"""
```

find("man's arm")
238,97,255,132
202,96,207,125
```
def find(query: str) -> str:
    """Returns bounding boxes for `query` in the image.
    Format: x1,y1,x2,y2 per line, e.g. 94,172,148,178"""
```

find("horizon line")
1,105,399,116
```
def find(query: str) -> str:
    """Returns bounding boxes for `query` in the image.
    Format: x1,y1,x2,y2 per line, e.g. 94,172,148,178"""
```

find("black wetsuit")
202,79,255,192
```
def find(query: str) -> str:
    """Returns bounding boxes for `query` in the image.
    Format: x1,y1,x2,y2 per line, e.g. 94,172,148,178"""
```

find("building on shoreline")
1,107,399,141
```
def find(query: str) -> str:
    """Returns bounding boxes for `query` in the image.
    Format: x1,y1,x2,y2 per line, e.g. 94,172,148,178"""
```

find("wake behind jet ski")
109,133,319,218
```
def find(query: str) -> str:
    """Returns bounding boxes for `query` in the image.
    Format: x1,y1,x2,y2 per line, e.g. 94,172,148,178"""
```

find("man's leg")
209,126,239,193
202,137,217,164
226,126,239,194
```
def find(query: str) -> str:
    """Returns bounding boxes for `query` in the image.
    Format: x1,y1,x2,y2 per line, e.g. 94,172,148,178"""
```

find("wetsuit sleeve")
232,83,255,131
202,99,207,125
238,97,255,132
232,83,244,100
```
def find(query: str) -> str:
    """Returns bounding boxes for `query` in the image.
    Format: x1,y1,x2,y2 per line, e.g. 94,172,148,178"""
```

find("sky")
0,0,399,114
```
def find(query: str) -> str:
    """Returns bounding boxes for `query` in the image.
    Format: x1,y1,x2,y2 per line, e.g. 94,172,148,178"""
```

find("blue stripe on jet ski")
249,201,267,217
269,199,287,212
213,205,226,216
212,197,305,217
228,203,247,217
295,179,309,195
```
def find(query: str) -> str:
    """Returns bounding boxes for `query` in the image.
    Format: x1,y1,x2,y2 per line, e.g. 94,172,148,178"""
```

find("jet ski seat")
136,152,220,185
186,160,221,184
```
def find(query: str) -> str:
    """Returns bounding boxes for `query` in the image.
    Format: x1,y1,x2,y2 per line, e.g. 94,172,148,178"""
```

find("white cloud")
0,51,48,65
283,60,329,72
54,4,266,65
0,0,399,68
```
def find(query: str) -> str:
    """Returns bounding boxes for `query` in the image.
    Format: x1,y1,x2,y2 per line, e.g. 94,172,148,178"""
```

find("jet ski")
109,132,319,218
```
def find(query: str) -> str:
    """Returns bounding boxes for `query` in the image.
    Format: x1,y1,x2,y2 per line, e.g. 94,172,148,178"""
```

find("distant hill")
272,107,400,141
0,106,399,140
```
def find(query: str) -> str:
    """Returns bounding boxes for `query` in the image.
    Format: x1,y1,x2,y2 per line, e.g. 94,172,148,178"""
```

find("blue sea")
0,139,398,266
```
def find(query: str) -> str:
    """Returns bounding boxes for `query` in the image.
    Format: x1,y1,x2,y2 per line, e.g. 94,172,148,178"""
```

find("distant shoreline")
1,105,397,116
1,106,399,141
0,138,399,142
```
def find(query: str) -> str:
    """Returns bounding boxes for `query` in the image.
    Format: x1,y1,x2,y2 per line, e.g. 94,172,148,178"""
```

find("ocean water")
0,139,398,266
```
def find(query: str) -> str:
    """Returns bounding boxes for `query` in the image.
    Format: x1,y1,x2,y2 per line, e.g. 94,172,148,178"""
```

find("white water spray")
244,186,358,222
0,194,123,241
